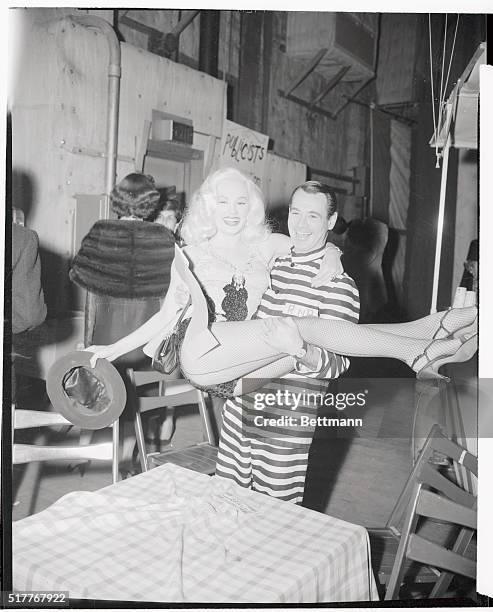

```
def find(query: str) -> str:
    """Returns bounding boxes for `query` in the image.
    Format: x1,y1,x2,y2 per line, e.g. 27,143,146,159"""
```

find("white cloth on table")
13,464,378,603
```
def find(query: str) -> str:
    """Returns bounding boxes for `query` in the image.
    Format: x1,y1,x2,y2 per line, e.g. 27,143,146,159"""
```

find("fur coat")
70,220,175,299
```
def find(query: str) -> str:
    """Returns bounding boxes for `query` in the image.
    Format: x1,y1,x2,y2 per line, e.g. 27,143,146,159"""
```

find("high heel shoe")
412,334,478,381
432,307,478,340
451,315,477,339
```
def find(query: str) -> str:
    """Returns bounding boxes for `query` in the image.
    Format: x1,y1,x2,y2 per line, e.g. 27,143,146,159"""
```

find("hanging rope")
436,13,448,150
428,14,460,169
443,15,460,105
428,15,440,167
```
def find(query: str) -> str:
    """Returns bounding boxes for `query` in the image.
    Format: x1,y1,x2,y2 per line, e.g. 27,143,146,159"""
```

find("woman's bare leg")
232,356,296,396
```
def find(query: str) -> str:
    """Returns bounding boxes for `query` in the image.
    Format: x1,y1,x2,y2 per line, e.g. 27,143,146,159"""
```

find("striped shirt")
229,244,360,446
257,244,360,377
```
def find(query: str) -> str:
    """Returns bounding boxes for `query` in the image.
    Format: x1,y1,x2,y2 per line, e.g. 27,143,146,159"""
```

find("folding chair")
13,408,118,466
385,483,476,600
126,368,217,475
368,424,477,595
13,406,120,514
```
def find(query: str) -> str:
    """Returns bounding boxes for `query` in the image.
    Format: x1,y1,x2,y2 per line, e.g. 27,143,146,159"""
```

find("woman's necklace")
206,242,251,321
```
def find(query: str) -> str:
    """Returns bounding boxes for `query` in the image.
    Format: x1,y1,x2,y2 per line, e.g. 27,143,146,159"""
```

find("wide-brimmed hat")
46,351,126,430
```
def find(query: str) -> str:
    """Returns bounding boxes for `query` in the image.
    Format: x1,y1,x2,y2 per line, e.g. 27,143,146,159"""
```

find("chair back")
385,483,477,600
384,425,477,600
126,368,215,472
387,424,477,530
13,407,119,481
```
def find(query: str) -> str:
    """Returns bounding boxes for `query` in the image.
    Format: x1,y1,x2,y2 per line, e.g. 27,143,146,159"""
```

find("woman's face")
213,176,250,237
156,210,178,231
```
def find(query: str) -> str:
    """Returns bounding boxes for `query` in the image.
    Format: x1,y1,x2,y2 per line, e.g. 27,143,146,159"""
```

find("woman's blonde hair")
180,167,270,245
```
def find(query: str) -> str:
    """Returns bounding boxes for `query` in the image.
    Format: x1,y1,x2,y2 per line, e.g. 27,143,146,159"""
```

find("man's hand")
260,317,304,356
313,244,343,287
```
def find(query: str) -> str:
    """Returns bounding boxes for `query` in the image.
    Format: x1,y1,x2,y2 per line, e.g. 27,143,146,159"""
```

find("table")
13,464,379,603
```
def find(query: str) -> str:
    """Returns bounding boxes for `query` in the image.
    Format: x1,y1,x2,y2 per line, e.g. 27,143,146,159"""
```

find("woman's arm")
87,258,187,365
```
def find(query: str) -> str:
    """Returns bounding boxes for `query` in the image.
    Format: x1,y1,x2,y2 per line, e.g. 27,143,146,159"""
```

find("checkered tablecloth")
13,464,379,603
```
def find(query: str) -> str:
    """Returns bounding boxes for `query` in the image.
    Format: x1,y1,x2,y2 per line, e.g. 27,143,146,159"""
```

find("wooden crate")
285,12,378,82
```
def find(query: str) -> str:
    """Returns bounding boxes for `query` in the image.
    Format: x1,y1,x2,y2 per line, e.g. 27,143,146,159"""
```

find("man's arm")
12,226,47,334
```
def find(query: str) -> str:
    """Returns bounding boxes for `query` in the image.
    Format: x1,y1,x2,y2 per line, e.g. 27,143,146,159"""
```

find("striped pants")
215,400,314,504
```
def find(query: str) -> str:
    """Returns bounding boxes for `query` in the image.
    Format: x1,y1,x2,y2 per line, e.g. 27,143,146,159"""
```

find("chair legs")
429,526,475,598
134,408,149,472
385,484,423,600
197,392,216,445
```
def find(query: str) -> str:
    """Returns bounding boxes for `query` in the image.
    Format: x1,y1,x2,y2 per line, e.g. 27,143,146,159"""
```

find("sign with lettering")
220,120,269,188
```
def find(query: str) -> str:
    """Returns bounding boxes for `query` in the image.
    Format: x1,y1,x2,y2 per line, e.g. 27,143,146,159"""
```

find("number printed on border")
2,591,69,607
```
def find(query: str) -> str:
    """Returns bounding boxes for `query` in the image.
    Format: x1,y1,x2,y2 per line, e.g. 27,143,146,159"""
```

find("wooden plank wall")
263,153,307,210
236,12,368,196
117,9,240,80
11,7,226,313
117,9,367,190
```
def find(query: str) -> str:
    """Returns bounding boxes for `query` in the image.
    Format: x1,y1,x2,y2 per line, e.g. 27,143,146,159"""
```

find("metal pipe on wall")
199,10,220,77
67,14,121,197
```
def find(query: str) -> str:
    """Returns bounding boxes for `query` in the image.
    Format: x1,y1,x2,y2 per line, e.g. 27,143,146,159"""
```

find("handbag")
152,297,192,374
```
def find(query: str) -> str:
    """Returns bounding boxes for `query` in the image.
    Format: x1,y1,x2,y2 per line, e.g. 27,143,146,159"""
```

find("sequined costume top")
185,242,271,322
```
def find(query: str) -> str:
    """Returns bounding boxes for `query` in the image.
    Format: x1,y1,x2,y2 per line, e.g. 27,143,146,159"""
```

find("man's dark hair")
290,180,337,218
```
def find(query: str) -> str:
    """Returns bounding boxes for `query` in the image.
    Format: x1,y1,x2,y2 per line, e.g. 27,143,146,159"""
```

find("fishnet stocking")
180,316,462,386
366,306,476,339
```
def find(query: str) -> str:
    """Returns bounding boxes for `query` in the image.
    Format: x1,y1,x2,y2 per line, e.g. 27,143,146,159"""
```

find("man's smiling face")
288,189,337,253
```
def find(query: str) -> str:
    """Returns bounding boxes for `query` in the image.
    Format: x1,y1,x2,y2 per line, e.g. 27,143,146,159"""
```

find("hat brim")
46,351,126,430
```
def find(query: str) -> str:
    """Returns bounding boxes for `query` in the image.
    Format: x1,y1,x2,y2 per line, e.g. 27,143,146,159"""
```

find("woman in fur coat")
70,173,175,470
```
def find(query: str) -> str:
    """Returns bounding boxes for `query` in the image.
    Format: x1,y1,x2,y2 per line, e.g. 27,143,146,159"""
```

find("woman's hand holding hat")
46,350,127,429
86,343,122,367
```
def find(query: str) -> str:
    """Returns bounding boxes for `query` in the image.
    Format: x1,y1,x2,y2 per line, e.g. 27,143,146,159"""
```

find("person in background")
11,221,48,408
12,223,47,337
461,239,478,293
155,195,184,236
70,173,175,473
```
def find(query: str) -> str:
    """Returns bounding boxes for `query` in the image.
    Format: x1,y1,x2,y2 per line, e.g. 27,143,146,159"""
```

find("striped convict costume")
215,245,360,503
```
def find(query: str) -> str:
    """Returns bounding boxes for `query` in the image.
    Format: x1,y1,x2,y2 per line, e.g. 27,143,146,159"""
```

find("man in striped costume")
216,181,360,503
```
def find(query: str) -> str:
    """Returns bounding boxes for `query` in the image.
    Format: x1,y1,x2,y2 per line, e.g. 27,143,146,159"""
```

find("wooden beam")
170,10,199,37
120,15,161,39
261,12,274,135
343,93,416,126
309,167,360,184
278,91,336,120
310,65,351,107
236,12,265,130
282,48,328,97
